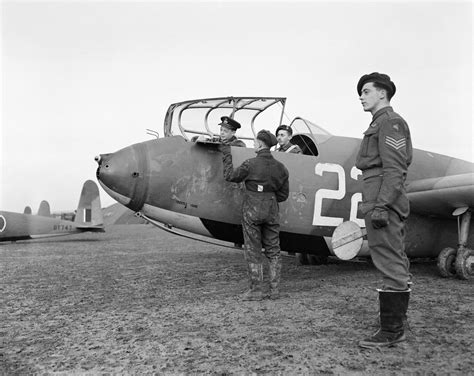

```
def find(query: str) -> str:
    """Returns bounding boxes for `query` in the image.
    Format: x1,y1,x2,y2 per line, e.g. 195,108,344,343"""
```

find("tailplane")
37,201,51,217
74,180,104,231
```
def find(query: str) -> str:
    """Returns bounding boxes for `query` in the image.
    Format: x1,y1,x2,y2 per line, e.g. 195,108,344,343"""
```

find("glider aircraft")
95,97,474,279
0,180,104,242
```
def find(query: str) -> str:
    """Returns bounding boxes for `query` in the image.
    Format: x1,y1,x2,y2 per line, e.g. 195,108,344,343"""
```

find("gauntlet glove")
371,207,389,229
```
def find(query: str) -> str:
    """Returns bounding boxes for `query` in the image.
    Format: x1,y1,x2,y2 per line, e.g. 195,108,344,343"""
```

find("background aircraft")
95,97,474,279
0,180,104,242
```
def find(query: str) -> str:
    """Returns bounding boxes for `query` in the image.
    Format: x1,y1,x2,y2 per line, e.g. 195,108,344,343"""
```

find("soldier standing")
275,125,302,154
355,72,413,348
221,130,289,300
219,116,246,147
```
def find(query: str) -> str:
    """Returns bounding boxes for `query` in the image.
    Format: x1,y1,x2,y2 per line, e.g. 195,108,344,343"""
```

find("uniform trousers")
364,209,411,291
241,191,281,264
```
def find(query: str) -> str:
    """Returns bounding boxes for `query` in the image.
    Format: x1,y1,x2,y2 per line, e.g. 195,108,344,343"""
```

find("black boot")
359,290,410,348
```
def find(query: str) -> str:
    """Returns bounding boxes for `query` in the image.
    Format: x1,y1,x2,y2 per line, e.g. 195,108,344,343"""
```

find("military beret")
275,124,293,136
357,72,396,99
219,116,241,131
257,129,278,148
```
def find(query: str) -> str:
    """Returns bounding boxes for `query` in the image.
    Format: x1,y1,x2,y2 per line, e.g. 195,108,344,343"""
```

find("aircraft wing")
75,225,105,233
407,173,474,218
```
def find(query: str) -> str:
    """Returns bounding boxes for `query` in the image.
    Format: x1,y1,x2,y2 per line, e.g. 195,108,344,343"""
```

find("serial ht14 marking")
312,163,365,228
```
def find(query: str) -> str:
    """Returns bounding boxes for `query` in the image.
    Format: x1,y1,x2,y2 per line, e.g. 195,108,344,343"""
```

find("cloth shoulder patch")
385,135,406,150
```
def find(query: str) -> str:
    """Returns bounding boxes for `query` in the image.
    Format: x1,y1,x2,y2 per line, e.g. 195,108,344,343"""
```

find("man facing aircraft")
221,130,289,301
355,72,413,349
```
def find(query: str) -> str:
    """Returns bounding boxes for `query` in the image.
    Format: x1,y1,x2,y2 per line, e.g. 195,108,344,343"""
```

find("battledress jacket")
355,106,413,219
222,147,289,203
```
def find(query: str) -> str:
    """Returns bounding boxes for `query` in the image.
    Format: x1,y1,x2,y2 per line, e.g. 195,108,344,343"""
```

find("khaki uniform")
356,106,412,291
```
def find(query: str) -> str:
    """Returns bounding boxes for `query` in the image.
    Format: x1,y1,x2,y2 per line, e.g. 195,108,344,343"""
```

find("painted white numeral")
350,166,365,227
312,163,345,226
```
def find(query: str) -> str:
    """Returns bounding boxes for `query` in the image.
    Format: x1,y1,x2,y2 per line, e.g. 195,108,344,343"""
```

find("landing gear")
437,208,473,280
295,253,309,265
454,247,474,280
308,255,328,265
437,247,457,277
295,253,328,265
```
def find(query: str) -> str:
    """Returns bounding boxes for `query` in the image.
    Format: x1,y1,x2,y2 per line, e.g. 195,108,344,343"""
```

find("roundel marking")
0,215,6,232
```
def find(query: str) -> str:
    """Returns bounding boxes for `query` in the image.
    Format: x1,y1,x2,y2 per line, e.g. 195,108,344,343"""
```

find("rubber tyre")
437,247,457,278
308,255,329,265
295,253,310,265
454,248,474,280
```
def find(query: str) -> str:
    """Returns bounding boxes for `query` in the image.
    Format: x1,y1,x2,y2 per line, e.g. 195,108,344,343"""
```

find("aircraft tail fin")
37,201,51,217
74,180,104,229
24,206,32,214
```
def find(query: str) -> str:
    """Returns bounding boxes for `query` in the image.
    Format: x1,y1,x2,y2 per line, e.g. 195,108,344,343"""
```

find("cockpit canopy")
163,96,332,156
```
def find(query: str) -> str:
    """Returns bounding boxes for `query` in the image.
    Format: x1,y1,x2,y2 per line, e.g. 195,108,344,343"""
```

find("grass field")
1,224,473,374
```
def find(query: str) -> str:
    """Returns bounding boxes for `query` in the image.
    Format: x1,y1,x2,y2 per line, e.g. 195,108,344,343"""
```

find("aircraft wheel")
437,247,457,278
295,253,310,265
308,255,328,265
454,248,474,280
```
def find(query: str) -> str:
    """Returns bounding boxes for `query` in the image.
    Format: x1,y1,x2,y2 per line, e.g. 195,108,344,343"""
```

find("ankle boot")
269,257,282,300
359,289,410,348
241,263,264,301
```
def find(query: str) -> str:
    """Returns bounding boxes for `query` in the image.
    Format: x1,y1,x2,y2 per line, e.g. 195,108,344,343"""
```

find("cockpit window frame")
162,97,332,156
164,97,287,141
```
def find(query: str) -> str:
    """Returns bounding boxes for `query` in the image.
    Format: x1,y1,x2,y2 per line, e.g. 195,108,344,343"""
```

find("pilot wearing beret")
355,72,413,349
275,125,302,154
219,116,246,147
221,130,289,301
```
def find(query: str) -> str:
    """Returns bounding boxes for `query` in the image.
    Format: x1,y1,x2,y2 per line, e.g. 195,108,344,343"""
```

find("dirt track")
1,224,473,375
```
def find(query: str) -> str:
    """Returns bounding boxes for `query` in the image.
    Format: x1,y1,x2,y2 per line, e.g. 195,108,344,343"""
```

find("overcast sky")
1,1,472,212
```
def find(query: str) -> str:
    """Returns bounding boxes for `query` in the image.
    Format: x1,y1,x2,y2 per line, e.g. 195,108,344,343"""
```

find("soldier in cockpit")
219,116,246,147
275,125,302,154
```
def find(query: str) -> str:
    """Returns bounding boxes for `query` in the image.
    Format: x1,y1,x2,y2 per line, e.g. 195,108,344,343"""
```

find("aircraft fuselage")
96,136,474,257
0,211,102,242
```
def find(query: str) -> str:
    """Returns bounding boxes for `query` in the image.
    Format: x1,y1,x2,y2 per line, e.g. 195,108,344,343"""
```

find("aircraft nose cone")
95,145,147,210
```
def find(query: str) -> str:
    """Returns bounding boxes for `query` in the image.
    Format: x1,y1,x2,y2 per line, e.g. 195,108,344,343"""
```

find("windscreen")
164,97,286,147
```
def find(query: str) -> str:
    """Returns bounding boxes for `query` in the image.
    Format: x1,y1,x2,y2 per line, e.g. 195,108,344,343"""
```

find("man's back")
245,150,289,202
223,148,289,203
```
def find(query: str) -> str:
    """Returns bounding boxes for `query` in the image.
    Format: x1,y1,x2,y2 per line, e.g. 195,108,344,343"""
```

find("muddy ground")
1,224,472,375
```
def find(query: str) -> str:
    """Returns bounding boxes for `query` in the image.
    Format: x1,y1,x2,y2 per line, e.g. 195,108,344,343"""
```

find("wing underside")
407,173,474,218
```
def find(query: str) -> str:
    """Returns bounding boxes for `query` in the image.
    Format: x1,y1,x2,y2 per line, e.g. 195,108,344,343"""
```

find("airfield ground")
1,224,473,375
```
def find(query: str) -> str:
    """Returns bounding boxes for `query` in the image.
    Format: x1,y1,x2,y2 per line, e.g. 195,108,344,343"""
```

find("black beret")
357,72,396,99
275,124,293,136
219,116,241,131
257,130,278,148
